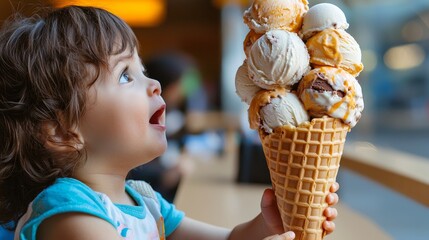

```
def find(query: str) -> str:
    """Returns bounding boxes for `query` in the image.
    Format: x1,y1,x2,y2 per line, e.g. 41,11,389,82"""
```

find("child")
0,5,339,240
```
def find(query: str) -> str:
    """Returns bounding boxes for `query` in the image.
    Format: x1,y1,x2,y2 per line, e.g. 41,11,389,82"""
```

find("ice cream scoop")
243,30,263,58
300,3,349,40
243,0,309,34
306,29,363,76
247,30,310,90
248,88,309,133
297,67,364,128
235,60,263,104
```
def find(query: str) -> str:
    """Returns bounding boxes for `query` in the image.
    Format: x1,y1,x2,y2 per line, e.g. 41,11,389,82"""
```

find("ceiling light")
384,44,425,70
52,0,165,27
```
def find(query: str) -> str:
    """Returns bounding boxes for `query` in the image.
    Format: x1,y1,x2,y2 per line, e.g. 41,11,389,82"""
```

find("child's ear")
41,120,84,153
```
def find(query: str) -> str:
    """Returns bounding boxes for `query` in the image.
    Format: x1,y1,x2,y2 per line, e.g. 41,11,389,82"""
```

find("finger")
261,188,284,233
324,207,338,221
263,232,296,240
323,221,336,234
262,235,276,240
263,234,281,240
326,193,339,206
282,231,296,240
330,182,340,193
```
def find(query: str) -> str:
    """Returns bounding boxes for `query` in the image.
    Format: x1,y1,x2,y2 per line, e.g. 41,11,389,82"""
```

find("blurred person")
127,52,201,202
0,5,340,240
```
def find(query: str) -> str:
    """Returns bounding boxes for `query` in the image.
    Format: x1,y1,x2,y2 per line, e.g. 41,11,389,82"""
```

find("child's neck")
75,173,136,206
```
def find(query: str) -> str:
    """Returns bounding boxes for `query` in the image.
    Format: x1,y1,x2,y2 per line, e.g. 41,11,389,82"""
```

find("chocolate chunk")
336,90,345,98
311,74,334,92
311,73,345,98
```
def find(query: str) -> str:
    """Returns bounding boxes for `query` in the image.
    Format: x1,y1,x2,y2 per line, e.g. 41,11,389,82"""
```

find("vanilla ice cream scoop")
306,29,363,77
297,67,364,128
235,60,263,104
248,88,309,133
247,30,310,90
300,3,349,40
243,0,309,34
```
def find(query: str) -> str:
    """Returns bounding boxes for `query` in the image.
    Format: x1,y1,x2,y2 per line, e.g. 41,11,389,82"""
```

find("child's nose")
148,79,161,96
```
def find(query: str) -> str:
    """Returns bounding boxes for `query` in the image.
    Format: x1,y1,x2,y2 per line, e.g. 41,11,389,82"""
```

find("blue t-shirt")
0,225,14,240
15,178,184,240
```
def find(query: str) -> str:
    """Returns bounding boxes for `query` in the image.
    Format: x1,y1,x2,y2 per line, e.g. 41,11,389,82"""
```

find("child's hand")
260,188,286,234
260,182,340,235
323,182,340,234
263,231,295,240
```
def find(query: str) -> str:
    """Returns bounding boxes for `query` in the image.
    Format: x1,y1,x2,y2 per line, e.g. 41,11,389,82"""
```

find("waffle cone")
259,117,349,240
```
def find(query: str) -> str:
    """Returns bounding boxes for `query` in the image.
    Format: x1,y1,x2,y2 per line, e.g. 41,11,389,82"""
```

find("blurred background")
1,0,428,239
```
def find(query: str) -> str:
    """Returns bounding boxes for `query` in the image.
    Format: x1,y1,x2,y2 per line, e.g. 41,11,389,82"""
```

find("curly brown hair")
0,5,138,225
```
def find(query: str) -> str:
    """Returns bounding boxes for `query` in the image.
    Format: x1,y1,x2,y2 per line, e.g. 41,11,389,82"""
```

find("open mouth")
150,105,165,125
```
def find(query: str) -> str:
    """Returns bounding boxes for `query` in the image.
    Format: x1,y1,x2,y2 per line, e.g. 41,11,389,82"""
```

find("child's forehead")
109,47,142,67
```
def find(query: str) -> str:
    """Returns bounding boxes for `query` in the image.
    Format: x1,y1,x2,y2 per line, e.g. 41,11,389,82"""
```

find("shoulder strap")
127,180,165,238
127,180,159,204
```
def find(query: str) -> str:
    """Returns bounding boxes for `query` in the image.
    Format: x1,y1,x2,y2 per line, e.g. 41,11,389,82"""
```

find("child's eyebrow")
111,51,134,69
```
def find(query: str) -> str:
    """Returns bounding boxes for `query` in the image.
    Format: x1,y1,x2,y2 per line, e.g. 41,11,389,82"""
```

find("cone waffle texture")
259,117,349,240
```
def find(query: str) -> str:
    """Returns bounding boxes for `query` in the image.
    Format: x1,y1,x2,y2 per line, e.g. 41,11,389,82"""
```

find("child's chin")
155,141,168,156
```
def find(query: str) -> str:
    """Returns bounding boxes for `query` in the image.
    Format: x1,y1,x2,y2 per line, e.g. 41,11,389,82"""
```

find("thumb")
263,232,295,240
261,188,284,234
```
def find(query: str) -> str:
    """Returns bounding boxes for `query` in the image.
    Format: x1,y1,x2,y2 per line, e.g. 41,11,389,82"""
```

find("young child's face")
77,47,167,170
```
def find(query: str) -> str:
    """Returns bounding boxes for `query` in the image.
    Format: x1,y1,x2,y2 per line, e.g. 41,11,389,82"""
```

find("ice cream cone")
259,117,349,240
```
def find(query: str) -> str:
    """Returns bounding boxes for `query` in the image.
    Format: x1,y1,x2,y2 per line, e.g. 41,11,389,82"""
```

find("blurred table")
174,150,393,240
343,141,429,207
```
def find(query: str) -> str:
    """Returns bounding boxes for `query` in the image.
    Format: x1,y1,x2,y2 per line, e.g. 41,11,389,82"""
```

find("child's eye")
119,71,132,84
